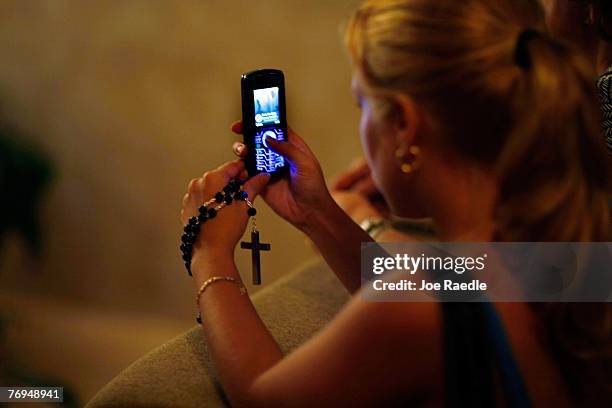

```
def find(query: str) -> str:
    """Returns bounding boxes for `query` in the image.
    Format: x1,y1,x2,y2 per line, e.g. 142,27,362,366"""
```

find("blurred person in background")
181,0,610,406
544,0,612,151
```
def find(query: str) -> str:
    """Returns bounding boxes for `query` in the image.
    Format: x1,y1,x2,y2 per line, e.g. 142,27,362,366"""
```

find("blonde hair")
345,0,611,402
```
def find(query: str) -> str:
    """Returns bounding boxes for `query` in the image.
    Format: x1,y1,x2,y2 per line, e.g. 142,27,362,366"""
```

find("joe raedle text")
369,253,488,294
372,279,487,292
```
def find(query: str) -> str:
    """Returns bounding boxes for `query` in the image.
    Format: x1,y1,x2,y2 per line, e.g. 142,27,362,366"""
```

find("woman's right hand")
231,121,334,231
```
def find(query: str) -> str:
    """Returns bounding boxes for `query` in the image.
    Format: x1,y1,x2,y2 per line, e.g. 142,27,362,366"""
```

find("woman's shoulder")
338,285,444,389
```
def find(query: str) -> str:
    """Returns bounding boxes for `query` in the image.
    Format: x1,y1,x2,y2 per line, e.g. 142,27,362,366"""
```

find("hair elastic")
514,29,540,70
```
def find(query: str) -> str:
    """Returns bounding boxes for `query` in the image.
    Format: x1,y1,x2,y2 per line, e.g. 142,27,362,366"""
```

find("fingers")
232,121,312,160
231,121,243,134
232,141,248,158
182,192,191,207
187,177,205,204
331,157,371,191
287,127,314,156
242,172,271,200
352,176,379,197
265,136,307,165
214,159,245,182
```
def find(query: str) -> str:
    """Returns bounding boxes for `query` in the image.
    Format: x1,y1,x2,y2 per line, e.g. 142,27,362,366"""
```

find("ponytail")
495,32,611,242
495,31,612,402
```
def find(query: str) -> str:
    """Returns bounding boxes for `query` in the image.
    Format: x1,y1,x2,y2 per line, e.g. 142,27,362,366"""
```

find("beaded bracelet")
179,179,256,276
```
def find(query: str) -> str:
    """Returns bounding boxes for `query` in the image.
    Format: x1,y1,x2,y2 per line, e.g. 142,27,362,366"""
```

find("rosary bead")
198,205,207,214
191,223,200,234
247,207,257,217
182,253,190,261
180,243,187,252
188,216,198,226
224,195,233,204
208,208,217,218
214,192,224,202
181,234,190,243
183,224,191,234
235,190,248,200
198,213,207,222
223,184,233,194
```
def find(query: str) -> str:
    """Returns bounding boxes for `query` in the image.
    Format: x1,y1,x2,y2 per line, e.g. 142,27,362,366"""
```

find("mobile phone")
241,69,289,180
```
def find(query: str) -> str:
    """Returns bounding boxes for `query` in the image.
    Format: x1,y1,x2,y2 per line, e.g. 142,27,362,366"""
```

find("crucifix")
240,229,270,285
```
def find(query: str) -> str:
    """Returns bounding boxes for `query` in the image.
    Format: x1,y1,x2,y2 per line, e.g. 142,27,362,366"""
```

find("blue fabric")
482,303,532,408
443,303,532,407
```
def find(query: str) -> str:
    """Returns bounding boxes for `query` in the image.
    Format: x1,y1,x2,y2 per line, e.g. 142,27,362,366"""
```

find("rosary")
179,178,270,285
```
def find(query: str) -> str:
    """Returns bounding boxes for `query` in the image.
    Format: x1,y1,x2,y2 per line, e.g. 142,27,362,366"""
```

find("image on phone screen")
252,87,286,173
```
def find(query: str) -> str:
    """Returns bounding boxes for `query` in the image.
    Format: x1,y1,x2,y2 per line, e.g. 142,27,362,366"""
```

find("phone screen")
252,87,286,173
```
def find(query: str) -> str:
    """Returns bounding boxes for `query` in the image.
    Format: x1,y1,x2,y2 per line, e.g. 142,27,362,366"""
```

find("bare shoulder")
336,292,445,396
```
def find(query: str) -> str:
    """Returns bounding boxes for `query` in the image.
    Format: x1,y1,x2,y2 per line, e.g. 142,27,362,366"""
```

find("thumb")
243,172,271,200
266,137,306,165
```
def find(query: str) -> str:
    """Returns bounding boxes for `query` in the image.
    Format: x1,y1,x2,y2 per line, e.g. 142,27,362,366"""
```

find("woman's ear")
391,93,420,148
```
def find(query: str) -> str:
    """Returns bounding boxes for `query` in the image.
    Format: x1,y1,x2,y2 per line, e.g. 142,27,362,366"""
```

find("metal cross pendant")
240,230,270,285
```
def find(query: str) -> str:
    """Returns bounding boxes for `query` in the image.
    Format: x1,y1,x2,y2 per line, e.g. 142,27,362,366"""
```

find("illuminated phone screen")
252,87,285,172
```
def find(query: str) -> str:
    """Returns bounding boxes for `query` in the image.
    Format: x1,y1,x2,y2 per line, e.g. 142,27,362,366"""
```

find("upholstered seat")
86,258,349,408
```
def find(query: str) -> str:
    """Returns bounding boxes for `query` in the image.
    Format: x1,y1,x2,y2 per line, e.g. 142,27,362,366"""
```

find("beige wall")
0,0,362,321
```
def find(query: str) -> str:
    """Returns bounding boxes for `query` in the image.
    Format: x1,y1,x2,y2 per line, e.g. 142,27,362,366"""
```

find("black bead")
181,234,189,243
191,223,200,234
214,192,224,202
183,224,192,233
182,253,190,261
185,261,192,276
247,207,257,217
235,190,248,200
208,208,217,218
223,184,233,194
224,195,233,204
199,205,207,214
188,216,198,225
198,213,207,222
180,243,188,252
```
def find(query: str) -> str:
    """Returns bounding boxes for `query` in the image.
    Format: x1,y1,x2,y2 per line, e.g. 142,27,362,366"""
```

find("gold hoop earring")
395,145,421,174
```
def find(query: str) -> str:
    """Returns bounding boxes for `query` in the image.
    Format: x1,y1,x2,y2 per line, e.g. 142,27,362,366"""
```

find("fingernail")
234,144,245,155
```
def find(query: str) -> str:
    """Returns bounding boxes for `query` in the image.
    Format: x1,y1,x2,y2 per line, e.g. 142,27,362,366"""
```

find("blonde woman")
180,0,611,406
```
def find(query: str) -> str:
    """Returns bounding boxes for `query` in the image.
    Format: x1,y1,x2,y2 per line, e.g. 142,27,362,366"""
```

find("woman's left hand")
180,159,270,262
